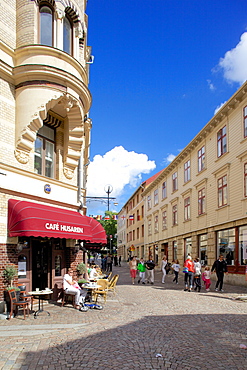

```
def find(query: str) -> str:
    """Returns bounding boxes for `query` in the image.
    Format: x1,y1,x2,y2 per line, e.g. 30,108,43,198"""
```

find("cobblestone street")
0,263,246,370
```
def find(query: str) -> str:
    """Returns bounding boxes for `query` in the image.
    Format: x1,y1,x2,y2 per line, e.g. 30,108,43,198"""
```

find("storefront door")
32,238,51,290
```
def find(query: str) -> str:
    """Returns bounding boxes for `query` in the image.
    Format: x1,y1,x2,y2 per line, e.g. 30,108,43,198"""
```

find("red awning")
8,199,106,244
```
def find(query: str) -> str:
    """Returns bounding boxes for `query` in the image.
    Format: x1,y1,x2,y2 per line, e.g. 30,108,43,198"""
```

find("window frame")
34,125,56,178
217,125,227,158
154,214,159,233
63,12,73,55
184,160,191,183
184,196,190,221
172,172,178,192
244,106,247,138
147,195,151,210
39,3,54,47
218,175,227,207
162,181,167,199
172,204,178,226
162,210,167,230
198,146,205,172
244,163,247,198
154,189,158,206
198,188,205,215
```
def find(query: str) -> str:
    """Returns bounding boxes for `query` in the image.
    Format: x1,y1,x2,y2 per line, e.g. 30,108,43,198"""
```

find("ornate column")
55,8,65,50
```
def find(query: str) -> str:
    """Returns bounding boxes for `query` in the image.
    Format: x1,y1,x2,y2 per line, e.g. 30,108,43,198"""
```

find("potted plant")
76,262,87,276
3,265,18,287
77,278,88,288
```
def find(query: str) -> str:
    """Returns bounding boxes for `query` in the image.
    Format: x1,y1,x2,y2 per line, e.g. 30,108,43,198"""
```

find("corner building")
142,82,247,286
0,0,106,304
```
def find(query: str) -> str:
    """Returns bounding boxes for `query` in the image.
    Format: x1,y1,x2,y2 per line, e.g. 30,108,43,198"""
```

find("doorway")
32,238,51,290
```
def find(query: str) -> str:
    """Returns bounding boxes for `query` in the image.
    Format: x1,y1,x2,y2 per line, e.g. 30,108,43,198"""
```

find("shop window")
173,241,177,261
217,228,235,265
40,4,54,46
218,175,227,207
184,197,190,221
63,14,73,55
55,255,62,276
239,226,247,265
199,234,208,266
198,188,205,215
18,255,27,278
244,106,247,138
185,237,192,257
198,146,205,172
34,125,55,178
162,181,167,199
184,160,190,183
217,126,227,157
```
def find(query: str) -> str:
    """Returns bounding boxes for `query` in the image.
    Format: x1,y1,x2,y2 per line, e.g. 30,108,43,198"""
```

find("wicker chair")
92,279,109,303
107,274,119,296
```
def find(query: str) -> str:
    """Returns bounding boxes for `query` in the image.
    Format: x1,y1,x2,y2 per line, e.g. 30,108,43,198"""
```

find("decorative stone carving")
55,8,65,20
63,166,74,179
14,149,29,164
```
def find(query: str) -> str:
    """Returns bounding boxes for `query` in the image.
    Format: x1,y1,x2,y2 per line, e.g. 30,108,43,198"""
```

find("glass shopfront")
199,234,208,266
217,228,235,265
239,226,247,265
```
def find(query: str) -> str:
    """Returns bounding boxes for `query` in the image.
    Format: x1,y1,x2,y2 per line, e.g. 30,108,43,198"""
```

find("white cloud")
86,146,156,199
163,153,176,165
214,101,227,115
207,79,216,91
218,32,247,84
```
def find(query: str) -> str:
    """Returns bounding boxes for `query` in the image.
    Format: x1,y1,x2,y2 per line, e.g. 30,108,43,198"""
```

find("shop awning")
8,199,106,244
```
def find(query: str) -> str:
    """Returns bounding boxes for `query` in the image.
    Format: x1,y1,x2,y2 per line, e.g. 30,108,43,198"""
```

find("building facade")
142,81,247,286
0,0,106,305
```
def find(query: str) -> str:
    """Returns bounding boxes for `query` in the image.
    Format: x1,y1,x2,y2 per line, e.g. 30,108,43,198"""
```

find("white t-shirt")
89,268,98,278
172,263,180,272
63,273,72,290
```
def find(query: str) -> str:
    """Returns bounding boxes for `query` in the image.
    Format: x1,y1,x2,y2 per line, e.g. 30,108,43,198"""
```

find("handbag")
183,267,189,273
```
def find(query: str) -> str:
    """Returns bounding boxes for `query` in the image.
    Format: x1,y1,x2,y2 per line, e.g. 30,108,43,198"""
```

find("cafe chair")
8,289,29,320
18,283,33,311
106,272,112,281
61,289,76,308
92,279,109,303
107,274,119,296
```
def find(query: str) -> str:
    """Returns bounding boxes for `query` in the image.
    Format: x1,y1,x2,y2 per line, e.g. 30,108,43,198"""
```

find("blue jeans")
184,272,193,289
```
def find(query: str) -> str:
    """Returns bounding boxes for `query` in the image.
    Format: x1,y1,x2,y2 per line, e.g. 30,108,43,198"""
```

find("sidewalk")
0,263,246,369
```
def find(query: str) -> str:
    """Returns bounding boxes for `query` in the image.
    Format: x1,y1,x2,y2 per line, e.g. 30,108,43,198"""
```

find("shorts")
130,269,137,278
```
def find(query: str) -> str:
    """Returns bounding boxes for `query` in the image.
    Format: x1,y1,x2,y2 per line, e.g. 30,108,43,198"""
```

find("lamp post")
104,185,113,211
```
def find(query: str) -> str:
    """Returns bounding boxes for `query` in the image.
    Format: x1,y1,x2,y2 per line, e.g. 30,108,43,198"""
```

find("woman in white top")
160,255,167,284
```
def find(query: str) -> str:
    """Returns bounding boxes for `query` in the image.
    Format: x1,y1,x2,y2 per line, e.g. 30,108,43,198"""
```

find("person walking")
202,266,211,291
211,255,228,292
106,254,113,272
118,255,122,267
145,256,155,284
137,257,146,284
183,255,195,292
129,256,137,284
160,255,167,284
193,258,202,292
171,259,180,284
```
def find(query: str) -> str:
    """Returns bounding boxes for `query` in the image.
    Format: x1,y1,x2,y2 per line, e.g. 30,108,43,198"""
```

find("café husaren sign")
45,222,84,234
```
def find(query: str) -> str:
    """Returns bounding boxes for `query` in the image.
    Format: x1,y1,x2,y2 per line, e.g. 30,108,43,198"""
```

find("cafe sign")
45,223,84,233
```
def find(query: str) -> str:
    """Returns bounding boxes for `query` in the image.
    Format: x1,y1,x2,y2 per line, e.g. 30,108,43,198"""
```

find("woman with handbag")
183,255,195,292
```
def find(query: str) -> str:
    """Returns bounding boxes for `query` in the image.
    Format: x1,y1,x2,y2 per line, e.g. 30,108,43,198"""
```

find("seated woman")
89,265,99,279
63,268,87,309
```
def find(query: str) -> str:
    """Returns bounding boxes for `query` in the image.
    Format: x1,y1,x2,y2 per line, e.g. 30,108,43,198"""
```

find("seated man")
89,265,99,279
63,268,87,309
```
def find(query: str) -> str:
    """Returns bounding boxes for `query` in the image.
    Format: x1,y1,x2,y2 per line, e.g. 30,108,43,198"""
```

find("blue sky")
85,0,247,216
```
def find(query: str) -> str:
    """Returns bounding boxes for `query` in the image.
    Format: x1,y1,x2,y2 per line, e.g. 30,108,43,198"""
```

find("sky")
85,0,247,216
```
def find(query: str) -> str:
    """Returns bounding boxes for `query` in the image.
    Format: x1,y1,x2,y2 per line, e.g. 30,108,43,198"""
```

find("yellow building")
0,0,106,306
142,81,247,286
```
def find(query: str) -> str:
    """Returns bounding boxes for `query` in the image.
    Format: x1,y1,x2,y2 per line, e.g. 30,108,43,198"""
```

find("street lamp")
104,184,113,211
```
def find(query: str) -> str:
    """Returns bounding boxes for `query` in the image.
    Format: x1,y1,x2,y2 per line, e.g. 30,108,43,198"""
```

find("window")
173,241,177,261
172,172,178,192
55,255,62,276
147,196,151,210
172,204,177,226
244,163,247,197
198,188,205,215
218,175,227,207
18,255,27,278
184,160,191,183
34,125,55,178
217,126,227,157
198,146,205,172
199,234,208,266
148,219,152,235
40,4,53,46
154,189,158,205
162,210,167,229
217,228,235,265
141,205,144,218
154,214,158,232
137,194,139,203
63,14,73,55
162,181,167,199
244,106,247,138
185,237,192,257
137,228,139,239
141,224,144,237
133,230,135,241
239,226,247,265
184,197,190,221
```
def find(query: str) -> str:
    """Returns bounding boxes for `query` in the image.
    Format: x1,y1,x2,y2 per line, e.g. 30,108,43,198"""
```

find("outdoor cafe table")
28,290,53,318
83,284,101,302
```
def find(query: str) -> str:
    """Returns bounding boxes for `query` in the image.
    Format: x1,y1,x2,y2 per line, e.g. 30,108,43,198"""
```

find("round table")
28,290,53,318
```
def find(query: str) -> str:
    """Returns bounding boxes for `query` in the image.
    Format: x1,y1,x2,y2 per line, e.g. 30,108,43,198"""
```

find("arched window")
40,4,53,46
63,14,73,55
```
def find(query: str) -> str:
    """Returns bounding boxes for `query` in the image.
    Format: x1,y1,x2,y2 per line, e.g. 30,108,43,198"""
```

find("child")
202,266,211,291
171,259,180,284
137,258,146,284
